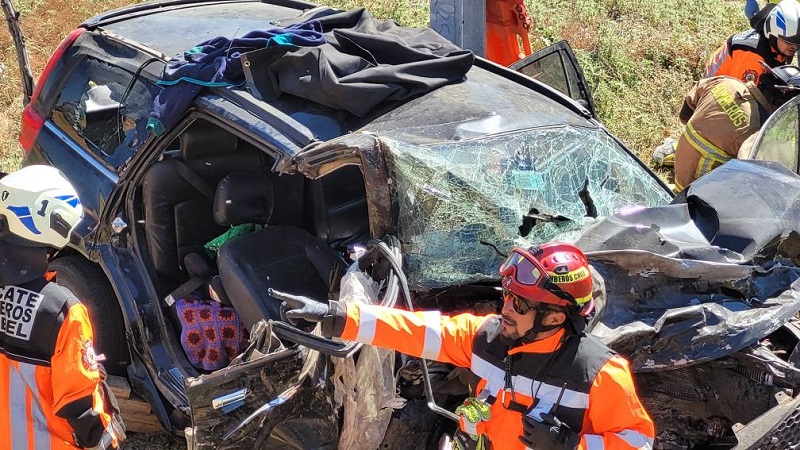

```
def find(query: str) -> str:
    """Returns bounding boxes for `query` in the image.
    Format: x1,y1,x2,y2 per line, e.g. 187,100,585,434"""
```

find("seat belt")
171,159,215,201
164,277,207,307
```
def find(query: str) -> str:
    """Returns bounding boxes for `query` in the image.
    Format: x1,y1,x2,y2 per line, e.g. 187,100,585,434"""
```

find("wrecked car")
5,0,800,448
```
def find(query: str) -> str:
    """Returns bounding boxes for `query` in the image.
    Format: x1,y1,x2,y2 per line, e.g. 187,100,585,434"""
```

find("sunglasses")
499,248,577,304
503,289,539,315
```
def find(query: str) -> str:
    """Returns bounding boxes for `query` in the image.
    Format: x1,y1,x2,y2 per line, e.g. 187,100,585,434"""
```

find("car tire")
49,256,130,375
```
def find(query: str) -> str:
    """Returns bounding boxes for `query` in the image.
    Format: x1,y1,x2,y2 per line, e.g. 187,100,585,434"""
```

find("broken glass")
752,100,799,173
51,57,158,170
384,126,672,289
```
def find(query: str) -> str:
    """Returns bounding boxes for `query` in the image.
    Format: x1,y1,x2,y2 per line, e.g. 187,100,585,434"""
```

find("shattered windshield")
386,126,673,289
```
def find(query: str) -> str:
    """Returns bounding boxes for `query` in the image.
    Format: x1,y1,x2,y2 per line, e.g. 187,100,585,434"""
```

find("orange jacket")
335,303,655,450
703,29,791,84
0,280,122,450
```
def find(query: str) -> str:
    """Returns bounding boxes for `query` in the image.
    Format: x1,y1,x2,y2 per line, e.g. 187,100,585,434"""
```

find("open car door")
1,0,34,104
510,40,597,118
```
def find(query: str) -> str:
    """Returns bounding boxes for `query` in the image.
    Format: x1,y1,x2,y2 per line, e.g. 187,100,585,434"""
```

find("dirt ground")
125,432,185,449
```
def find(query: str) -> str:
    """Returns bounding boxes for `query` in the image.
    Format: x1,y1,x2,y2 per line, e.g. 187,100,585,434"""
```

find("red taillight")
19,27,85,154
19,106,44,152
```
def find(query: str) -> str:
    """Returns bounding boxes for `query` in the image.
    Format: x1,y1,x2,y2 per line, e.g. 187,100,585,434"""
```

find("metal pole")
430,0,486,57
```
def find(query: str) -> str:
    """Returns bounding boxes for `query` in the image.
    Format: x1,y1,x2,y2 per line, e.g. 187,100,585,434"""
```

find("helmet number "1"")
37,200,49,217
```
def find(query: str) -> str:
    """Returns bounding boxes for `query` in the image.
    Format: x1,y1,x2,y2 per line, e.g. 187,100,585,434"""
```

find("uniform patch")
82,341,99,371
711,84,749,127
742,68,758,83
0,286,44,340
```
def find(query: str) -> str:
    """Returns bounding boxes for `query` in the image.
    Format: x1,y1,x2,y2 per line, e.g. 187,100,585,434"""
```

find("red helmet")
499,242,594,315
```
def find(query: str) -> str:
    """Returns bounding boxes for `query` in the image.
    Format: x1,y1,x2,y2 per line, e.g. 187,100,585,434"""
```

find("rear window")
50,56,158,169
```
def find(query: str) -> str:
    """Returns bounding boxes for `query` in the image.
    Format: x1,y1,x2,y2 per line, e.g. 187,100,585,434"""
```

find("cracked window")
385,126,673,289
752,101,799,173
51,57,158,170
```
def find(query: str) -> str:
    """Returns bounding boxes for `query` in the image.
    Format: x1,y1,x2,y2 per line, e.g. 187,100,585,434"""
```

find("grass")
0,0,749,175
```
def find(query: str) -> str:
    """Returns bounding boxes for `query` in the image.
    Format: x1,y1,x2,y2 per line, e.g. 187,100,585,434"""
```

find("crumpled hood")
577,160,800,371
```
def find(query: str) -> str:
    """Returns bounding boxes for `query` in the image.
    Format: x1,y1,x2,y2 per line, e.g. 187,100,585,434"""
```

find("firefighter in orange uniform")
270,242,655,450
0,165,125,450
704,0,800,84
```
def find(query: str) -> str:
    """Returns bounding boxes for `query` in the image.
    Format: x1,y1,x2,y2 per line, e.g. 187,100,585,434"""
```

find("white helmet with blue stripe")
765,0,800,45
0,165,82,249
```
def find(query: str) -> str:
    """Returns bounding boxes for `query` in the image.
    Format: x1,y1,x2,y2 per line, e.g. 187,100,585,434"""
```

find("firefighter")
0,165,125,450
270,242,655,450
746,0,780,25
704,0,800,84
671,64,800,191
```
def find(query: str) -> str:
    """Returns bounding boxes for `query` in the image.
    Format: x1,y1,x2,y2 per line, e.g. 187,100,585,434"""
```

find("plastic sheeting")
577,160,800,371
333,264,396,450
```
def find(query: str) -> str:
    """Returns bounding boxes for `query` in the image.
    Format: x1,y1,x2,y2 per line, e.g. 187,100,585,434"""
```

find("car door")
510,40,597,118
745,94,800,174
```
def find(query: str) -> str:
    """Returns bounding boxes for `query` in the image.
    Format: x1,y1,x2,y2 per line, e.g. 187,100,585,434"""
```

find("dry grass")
0,0,149,171
0,0,749,173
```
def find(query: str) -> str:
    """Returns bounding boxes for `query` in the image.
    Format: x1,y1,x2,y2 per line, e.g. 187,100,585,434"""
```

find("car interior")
133,117,372,370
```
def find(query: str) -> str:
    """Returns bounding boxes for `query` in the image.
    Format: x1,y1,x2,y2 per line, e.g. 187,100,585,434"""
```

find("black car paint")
10,0,673,445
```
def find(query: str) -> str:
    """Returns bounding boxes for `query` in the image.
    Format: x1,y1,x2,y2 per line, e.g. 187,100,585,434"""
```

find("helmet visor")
499,248,546,285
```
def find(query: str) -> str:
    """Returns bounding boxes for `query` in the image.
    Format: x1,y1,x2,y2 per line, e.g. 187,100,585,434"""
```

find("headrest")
180,121,238,161
213,172,274,226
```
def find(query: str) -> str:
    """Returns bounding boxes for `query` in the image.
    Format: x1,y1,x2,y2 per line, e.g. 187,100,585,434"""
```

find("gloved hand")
520,413,580,450
268,288,330,326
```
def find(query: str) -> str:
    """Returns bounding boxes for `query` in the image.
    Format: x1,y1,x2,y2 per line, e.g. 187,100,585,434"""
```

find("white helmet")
765,0,800,45
0,165,82,249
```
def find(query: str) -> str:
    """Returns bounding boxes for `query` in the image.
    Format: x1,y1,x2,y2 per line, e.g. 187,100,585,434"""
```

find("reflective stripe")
17,363,51,449
585,434,605,449
471,354,589,409
420,310,442,360
9,365,27,450
460,416,479,435
355,304,379,343
684,122,732,179
616,429,654,449
471,355,506,395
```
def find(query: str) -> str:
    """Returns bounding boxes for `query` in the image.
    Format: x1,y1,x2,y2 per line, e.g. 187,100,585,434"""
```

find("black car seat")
141,120,267,286
304,165,371,250
214,172,347,329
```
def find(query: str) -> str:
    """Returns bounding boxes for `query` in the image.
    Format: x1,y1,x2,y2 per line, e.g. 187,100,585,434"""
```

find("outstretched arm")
271,289,491,368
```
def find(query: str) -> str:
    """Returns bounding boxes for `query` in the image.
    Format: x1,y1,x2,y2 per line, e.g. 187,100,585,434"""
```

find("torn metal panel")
185,322,338,449
673,160,800,259
293,133,392,238
586,248,800,371
576,160,800,371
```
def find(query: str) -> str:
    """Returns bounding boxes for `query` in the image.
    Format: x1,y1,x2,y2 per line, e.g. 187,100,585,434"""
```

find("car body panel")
184,343,338,449
95,1,310,57
11,0,778,447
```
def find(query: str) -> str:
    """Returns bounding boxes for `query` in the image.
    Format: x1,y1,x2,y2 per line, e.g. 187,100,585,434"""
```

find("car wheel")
49,256,129,375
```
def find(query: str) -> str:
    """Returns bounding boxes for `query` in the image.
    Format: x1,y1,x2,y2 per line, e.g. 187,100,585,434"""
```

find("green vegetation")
0,0,749,176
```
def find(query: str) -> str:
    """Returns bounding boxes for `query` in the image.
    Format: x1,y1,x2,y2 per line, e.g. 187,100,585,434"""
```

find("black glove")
520,413,580,450
268,288,330,326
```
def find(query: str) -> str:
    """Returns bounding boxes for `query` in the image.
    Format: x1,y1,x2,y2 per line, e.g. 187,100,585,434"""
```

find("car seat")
141,120,267,286
214,172,347,329
304,164,371,250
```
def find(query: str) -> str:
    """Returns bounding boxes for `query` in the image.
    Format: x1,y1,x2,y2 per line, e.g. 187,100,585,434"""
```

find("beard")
500,313,523,340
